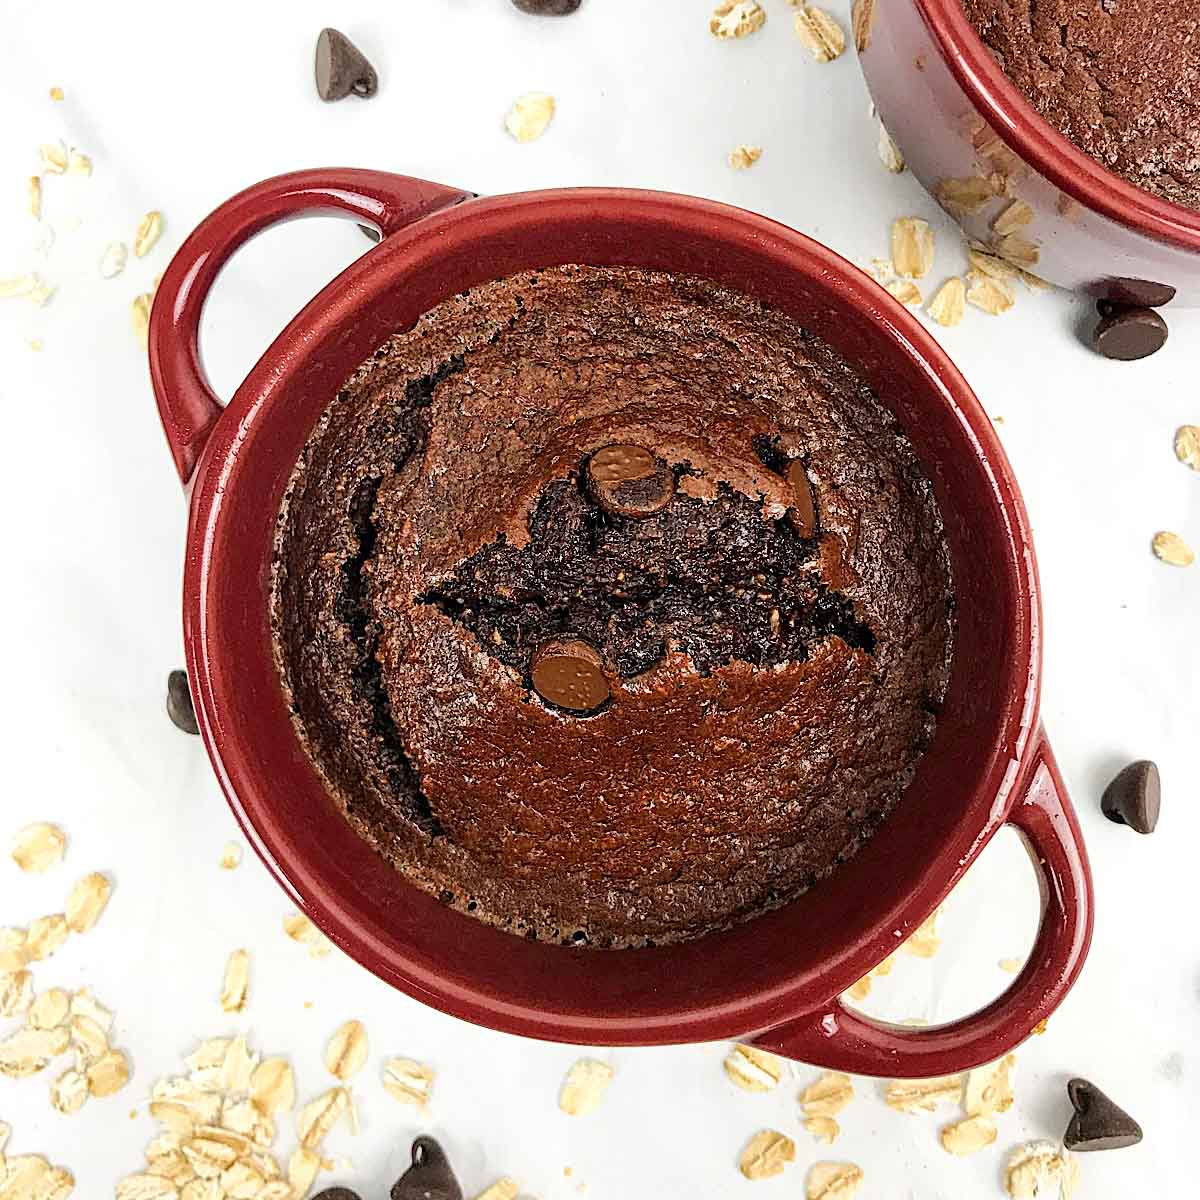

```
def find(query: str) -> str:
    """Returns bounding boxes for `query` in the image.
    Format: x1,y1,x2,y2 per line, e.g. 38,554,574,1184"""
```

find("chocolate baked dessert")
271,265,954,947
960,0,1200,211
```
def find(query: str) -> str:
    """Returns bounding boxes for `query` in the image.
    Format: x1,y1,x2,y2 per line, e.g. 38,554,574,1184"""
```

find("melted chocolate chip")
511,0,582,12
531,638,610,713
786,459,817,538
166,669,200,735
391,1136,463,1200
1092,305,1168,361
1064,1078,1143,1152
1100,759,1160,834
314,28,378,102
584,444,674,518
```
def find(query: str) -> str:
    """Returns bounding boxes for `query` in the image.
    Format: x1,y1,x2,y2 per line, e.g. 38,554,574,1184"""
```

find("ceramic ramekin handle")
748,728,1094,1077
148,169,473,486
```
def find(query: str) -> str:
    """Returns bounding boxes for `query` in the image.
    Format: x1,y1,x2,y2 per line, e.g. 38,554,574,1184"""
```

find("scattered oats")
100,241,129,280
0,928,30,972
220,1160,265,1198
67,150,92,176
296,1086,349,1149
0,1119,9,1153
287,1145,322,1196
1017,267,1049,292
843,974,873,1003
87,1048,131,1096
968,244,1017,280
989,170,1016,197
728,144,763,170
992,200,1034,236
723,1043,784,1092
504,93,556,143
965,1054,1016,1116
927,276,966,327
4,1158,75,1200
877,123,904,173
324,1020,368,1080
187,1038,230,1075
966,270,1016,316
473,1180,519,1200
132,292,153,347
71,1014,109,1061
27,338,44,351
28,988,70,1030
801,1071,854,1118
50,1067,89,1115
70,987,113,1032
250,1058,296,1116
999,958,1022,974
891,217,935,278
29,176,42,219
851,0,876,50
865,257,895,282
39,142,68,174
0,969,34,1017
806,1161,864,1199
152,1078,221,1125
0,1026,69,1077
27,278,55,307
794,6,846,61
885,1074,964,1113
219,843,242,870
935,176,994,217
1032,1019,1049,1036
804,1116,839,1144
149,1102,196,1139
26,914,70,961
0,276,39,300
559,1058,614,1116
992,232,1040,266
885,278,922,306
66,872,112,933
49,86,65,101
738,1129,796,1180
220,949,250,1014
220,1036,258,1092
710,1,766,39
1005,1141,1079,1198
1174,426,1200,470
1152,530,1194,567
220,1097,258,1136
283,913,333,958
940,1113,998,1156
382,1057,435,1108
134,211,164,258
11,822,67,872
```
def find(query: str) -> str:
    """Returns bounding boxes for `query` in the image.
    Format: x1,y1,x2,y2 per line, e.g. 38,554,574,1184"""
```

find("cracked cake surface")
960,0,1200,211
271,265,954,947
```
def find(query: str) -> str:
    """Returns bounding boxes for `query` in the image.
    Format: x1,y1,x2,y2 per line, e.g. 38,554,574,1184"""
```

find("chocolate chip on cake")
511,0,582,13
1092,305,1169,361
531,638,610,713
584,444,674,518
1064,1078,1144,1152
787,460,818,538
166,669,200,735
1101,759,1160,834
314,28,378,102
391,1136,463,1200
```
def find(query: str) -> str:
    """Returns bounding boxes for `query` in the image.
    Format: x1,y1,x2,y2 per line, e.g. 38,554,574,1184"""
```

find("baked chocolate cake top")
959,0,1200,211
271,265,954,948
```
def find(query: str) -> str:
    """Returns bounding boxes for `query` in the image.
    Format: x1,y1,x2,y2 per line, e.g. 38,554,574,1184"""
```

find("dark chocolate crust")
960,0,1200,211
271,266,954,947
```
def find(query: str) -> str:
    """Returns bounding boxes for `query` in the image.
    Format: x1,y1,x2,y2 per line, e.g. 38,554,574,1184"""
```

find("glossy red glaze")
150,170,1093,1076
860,0,1200,304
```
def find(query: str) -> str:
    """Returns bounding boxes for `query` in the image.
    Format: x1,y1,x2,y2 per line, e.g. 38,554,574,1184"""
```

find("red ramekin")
859,0,1200,306
150,169,1092,1077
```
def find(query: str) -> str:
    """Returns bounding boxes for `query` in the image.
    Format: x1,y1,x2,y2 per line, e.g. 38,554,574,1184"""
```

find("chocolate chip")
1105,277,1176,308
313,1190,363,1200
1064,1078,1143,1152
511,0,582,13
531,638,610,713
584,444,674,519
1100,759,1160,834
1092,305,1168,361
358,225,382,243
391,1135,463,1200
314,28,378,102
786,460,817,538
166,670,199,736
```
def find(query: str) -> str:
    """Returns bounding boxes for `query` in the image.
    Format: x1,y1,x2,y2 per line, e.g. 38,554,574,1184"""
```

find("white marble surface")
1,1,1197,1197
